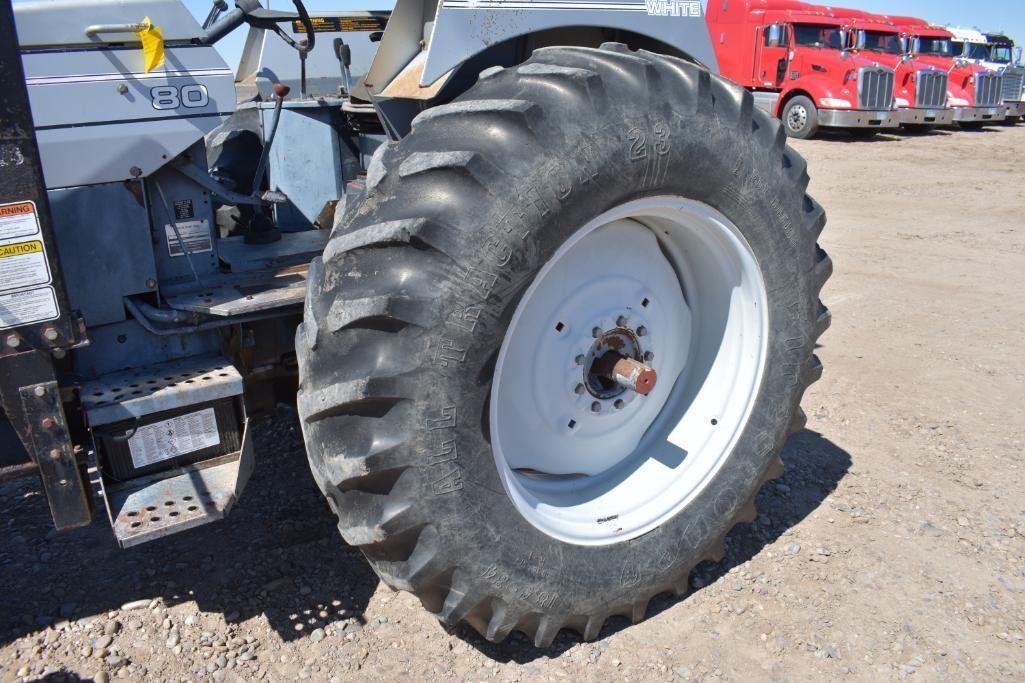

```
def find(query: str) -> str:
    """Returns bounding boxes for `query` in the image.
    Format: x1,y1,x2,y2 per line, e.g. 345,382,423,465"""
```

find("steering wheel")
243,0,315,54
196,0,315,50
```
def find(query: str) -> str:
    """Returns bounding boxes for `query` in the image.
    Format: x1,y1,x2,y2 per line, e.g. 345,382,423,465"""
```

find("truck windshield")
964,42,990,60
861,30,903,54
989,45,1012,63
793,24,844,50
916,37,953,57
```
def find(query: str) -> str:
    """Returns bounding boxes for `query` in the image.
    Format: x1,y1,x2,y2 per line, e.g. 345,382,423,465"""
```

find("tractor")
0,0,829,646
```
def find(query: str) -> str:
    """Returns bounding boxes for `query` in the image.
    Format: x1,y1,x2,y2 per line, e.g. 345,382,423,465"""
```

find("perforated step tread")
82,355,242,427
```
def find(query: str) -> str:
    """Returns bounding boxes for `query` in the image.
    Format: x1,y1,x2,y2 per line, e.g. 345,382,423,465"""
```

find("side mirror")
766,24,783,48
855,32,866,50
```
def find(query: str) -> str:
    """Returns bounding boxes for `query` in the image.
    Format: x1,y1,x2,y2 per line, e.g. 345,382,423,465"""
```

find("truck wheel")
297,44,830,646
782,95,819,139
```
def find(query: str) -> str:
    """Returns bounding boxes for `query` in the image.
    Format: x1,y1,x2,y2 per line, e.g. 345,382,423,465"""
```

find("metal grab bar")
84,23,148,37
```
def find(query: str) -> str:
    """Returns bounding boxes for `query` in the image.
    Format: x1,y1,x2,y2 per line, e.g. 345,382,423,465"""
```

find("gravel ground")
2,123,1025,682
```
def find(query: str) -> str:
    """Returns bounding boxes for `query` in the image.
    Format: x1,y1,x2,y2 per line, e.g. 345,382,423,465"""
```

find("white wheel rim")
489,197,769,545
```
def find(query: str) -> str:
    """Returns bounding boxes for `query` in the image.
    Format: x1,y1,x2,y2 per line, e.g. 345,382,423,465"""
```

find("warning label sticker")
0,202,41,241
291,15,388,33
0,200,60,330
164,219,213,257
0,287,59,329
127,407,221,469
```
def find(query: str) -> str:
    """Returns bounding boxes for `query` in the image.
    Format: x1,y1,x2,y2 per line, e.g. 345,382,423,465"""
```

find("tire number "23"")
150,84,210,110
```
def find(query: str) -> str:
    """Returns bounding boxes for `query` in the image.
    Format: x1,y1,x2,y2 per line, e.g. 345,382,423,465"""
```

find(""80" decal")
150,84,210,110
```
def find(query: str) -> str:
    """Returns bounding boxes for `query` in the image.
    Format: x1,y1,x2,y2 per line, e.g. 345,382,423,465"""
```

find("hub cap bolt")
636,325,647,337
643,351,654,361
591,401,601,413
592,327,602,338
574,384,586,395
616,316,628,327
575,354,585,366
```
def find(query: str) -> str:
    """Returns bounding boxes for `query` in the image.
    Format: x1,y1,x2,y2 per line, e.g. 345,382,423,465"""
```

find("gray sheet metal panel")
14,0,205,46
257,100,357,230
73,318,222,379
362,0,437,94
238,13,390,100
22,46,234,188
145,151,220,287
48,182,157,327
420,0,719,86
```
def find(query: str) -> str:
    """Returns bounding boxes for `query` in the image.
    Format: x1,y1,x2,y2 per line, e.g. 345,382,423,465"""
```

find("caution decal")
0,200,60,330
0,240,44,258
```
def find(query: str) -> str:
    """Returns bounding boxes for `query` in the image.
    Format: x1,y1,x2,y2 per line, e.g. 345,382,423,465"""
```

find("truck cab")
834,10,952,127
890,19,1006,126
706,0,900,138
979,33,1024,122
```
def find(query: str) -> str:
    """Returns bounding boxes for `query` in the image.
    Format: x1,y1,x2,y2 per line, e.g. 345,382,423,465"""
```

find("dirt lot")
2,122,1025,682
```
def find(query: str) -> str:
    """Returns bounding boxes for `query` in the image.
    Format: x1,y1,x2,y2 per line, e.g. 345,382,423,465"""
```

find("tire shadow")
0,410,379,648
456,428,852,662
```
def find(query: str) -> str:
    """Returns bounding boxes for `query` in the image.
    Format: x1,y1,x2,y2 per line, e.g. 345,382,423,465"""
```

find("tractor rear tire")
297,44,830,647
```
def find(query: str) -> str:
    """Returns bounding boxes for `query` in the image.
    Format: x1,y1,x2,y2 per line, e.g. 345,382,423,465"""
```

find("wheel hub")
788,105,808,131
582,325,655,399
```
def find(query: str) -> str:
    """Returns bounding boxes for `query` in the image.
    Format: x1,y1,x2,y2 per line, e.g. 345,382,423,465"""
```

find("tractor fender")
361,0,720,100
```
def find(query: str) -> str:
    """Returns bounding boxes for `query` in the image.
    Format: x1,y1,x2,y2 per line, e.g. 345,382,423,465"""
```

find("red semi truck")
706,0,899,139
887,16,1006,127
833,9,953,127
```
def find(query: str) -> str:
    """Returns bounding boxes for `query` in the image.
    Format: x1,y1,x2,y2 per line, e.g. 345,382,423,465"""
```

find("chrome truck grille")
916,70,948,108
858,67,895,110
975,72,1002,106
1001,69,1025,102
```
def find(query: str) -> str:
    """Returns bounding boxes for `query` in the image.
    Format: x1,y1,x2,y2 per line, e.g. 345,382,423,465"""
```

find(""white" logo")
644,0,701,16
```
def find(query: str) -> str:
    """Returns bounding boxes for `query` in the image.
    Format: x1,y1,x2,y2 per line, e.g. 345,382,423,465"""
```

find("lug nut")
614,399,625,410
636,326,647,337
574,384,586,395
591,401,601,413
616,315,628,327
592,327,603,338
575,354,585,366
643,351,654,361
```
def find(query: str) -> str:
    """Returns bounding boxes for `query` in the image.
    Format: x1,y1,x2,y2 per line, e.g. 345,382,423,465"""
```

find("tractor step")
106,450,251,548
81,355,252,547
